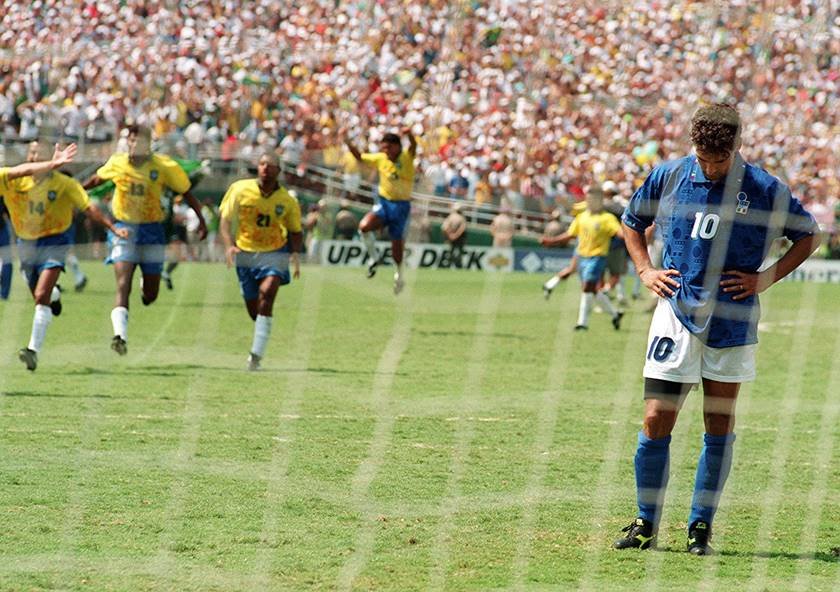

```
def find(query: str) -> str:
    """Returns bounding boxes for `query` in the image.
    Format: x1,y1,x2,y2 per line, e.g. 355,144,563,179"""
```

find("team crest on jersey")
47,190,57,201
735,192,750,215
150,170,159,181
275,205,285,216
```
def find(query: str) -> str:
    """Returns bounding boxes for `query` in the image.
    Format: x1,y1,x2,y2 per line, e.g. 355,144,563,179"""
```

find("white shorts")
643,299,756,384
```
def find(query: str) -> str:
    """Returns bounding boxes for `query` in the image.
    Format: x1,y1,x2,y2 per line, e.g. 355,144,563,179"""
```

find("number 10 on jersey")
690,212,720,239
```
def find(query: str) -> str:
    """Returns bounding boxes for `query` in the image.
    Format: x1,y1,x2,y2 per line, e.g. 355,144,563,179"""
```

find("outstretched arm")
84,202,128,238
4,144,77,180
540,231,572,248
340,128,363,162
81,174,104,190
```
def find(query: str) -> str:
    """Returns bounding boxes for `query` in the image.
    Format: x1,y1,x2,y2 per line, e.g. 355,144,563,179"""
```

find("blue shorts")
235,246,291,301
107,221,166,275
371,196,411,240
578,255,608,284
0,219,11,262
18,227,73,289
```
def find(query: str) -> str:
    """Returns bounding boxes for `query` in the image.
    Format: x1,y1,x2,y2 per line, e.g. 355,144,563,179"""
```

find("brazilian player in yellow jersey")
0,141,124,371
541,186,625,331
82,125,207,356
220,152,302,371
342,127,416,295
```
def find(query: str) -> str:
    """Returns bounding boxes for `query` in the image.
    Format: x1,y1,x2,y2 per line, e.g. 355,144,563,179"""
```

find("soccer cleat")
18,348,38,371
612,311,624,330
111,336,127,356
366,258,379,279
393,275,405,295
49,295,62,317
162,272,173,290
542,285,553,300
614,518,656,550
74,276,88,292
687,521,713,555
247,352,261,371
574,324,588,331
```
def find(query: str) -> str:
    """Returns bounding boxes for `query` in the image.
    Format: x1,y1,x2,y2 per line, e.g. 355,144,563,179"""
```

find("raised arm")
341,128,363,162
402,126,417,158
4,144,77,180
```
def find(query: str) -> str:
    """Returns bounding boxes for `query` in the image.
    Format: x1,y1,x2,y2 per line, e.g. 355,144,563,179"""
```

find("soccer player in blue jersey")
613,103,820,555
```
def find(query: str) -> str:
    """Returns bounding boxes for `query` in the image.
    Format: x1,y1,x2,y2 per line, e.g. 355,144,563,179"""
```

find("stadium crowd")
0,0,837,229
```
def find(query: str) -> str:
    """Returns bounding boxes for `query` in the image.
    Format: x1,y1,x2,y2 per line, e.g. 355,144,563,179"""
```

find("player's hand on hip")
640,268,681,297
225,246,240,268
721,270,768,300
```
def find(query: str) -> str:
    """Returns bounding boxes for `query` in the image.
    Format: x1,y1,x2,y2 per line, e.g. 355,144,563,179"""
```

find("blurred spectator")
334,199,358,241
441,202,468,267
490,204,515,247
543,209,565,240
448,168,470,201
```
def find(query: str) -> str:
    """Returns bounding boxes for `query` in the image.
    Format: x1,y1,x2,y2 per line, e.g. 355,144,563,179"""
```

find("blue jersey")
623,155,817,348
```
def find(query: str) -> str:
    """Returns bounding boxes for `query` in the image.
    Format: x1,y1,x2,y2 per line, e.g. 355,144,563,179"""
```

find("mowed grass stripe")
252,267,324,586
335,271,416,591
426,273,504,591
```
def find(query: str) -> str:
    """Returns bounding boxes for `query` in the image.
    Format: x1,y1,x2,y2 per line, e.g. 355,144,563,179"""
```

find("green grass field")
1,263,838,591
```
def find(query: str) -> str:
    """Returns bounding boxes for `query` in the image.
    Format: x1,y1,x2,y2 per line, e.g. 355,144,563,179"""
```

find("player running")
541,186,624,330
219,152,302,371
82,125,207,356
614,103,820,555
0,141,125,371
342,127,416,295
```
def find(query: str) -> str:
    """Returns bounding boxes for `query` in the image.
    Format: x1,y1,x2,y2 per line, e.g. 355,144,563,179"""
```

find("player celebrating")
219,152,302,371
0,141,125,371
614,103,820,555
342,127,417,295
82,125,207,356
541,186,624,330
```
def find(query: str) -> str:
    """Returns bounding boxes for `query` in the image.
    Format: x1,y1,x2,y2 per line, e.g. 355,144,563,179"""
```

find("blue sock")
0,261,11,300
689,432,736,529
634,431,671,525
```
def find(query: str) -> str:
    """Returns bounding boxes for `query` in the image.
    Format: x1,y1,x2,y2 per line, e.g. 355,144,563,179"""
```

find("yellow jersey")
0,168,89,240
219,179,302,252
567,210,620,257
96,153,190,223
361,151,414,201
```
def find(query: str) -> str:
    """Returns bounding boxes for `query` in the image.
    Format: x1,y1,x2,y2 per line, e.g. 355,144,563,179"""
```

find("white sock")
111,306,129,340
67,254,85,284
545,275,560,291
616,280,626,301
28,304,53,352
363,232,378,263
251,314,273,358
578,292,594,327
50,286,61,303
395,261,404,281
596,291,619,317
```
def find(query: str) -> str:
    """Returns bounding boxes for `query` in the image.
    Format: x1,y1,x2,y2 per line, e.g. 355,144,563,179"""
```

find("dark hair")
382,132,402,145
689,103,741,155
126,124,151,139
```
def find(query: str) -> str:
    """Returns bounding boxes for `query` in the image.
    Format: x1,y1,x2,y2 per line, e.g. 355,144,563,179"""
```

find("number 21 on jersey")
690,212,720,239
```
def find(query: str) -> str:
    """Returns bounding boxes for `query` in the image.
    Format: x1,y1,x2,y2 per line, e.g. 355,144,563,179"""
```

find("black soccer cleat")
614,518,656,550
74,276,88,292
574,324,588,331
162,273,173,290
542,285,553,301
612,311,624,330
687,520,713,555
49,296,62,317
111,336,127,356
366,258,379,279
18,348,38,371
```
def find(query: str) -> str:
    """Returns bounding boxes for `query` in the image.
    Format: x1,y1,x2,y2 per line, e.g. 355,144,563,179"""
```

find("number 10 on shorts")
647,336,676,362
